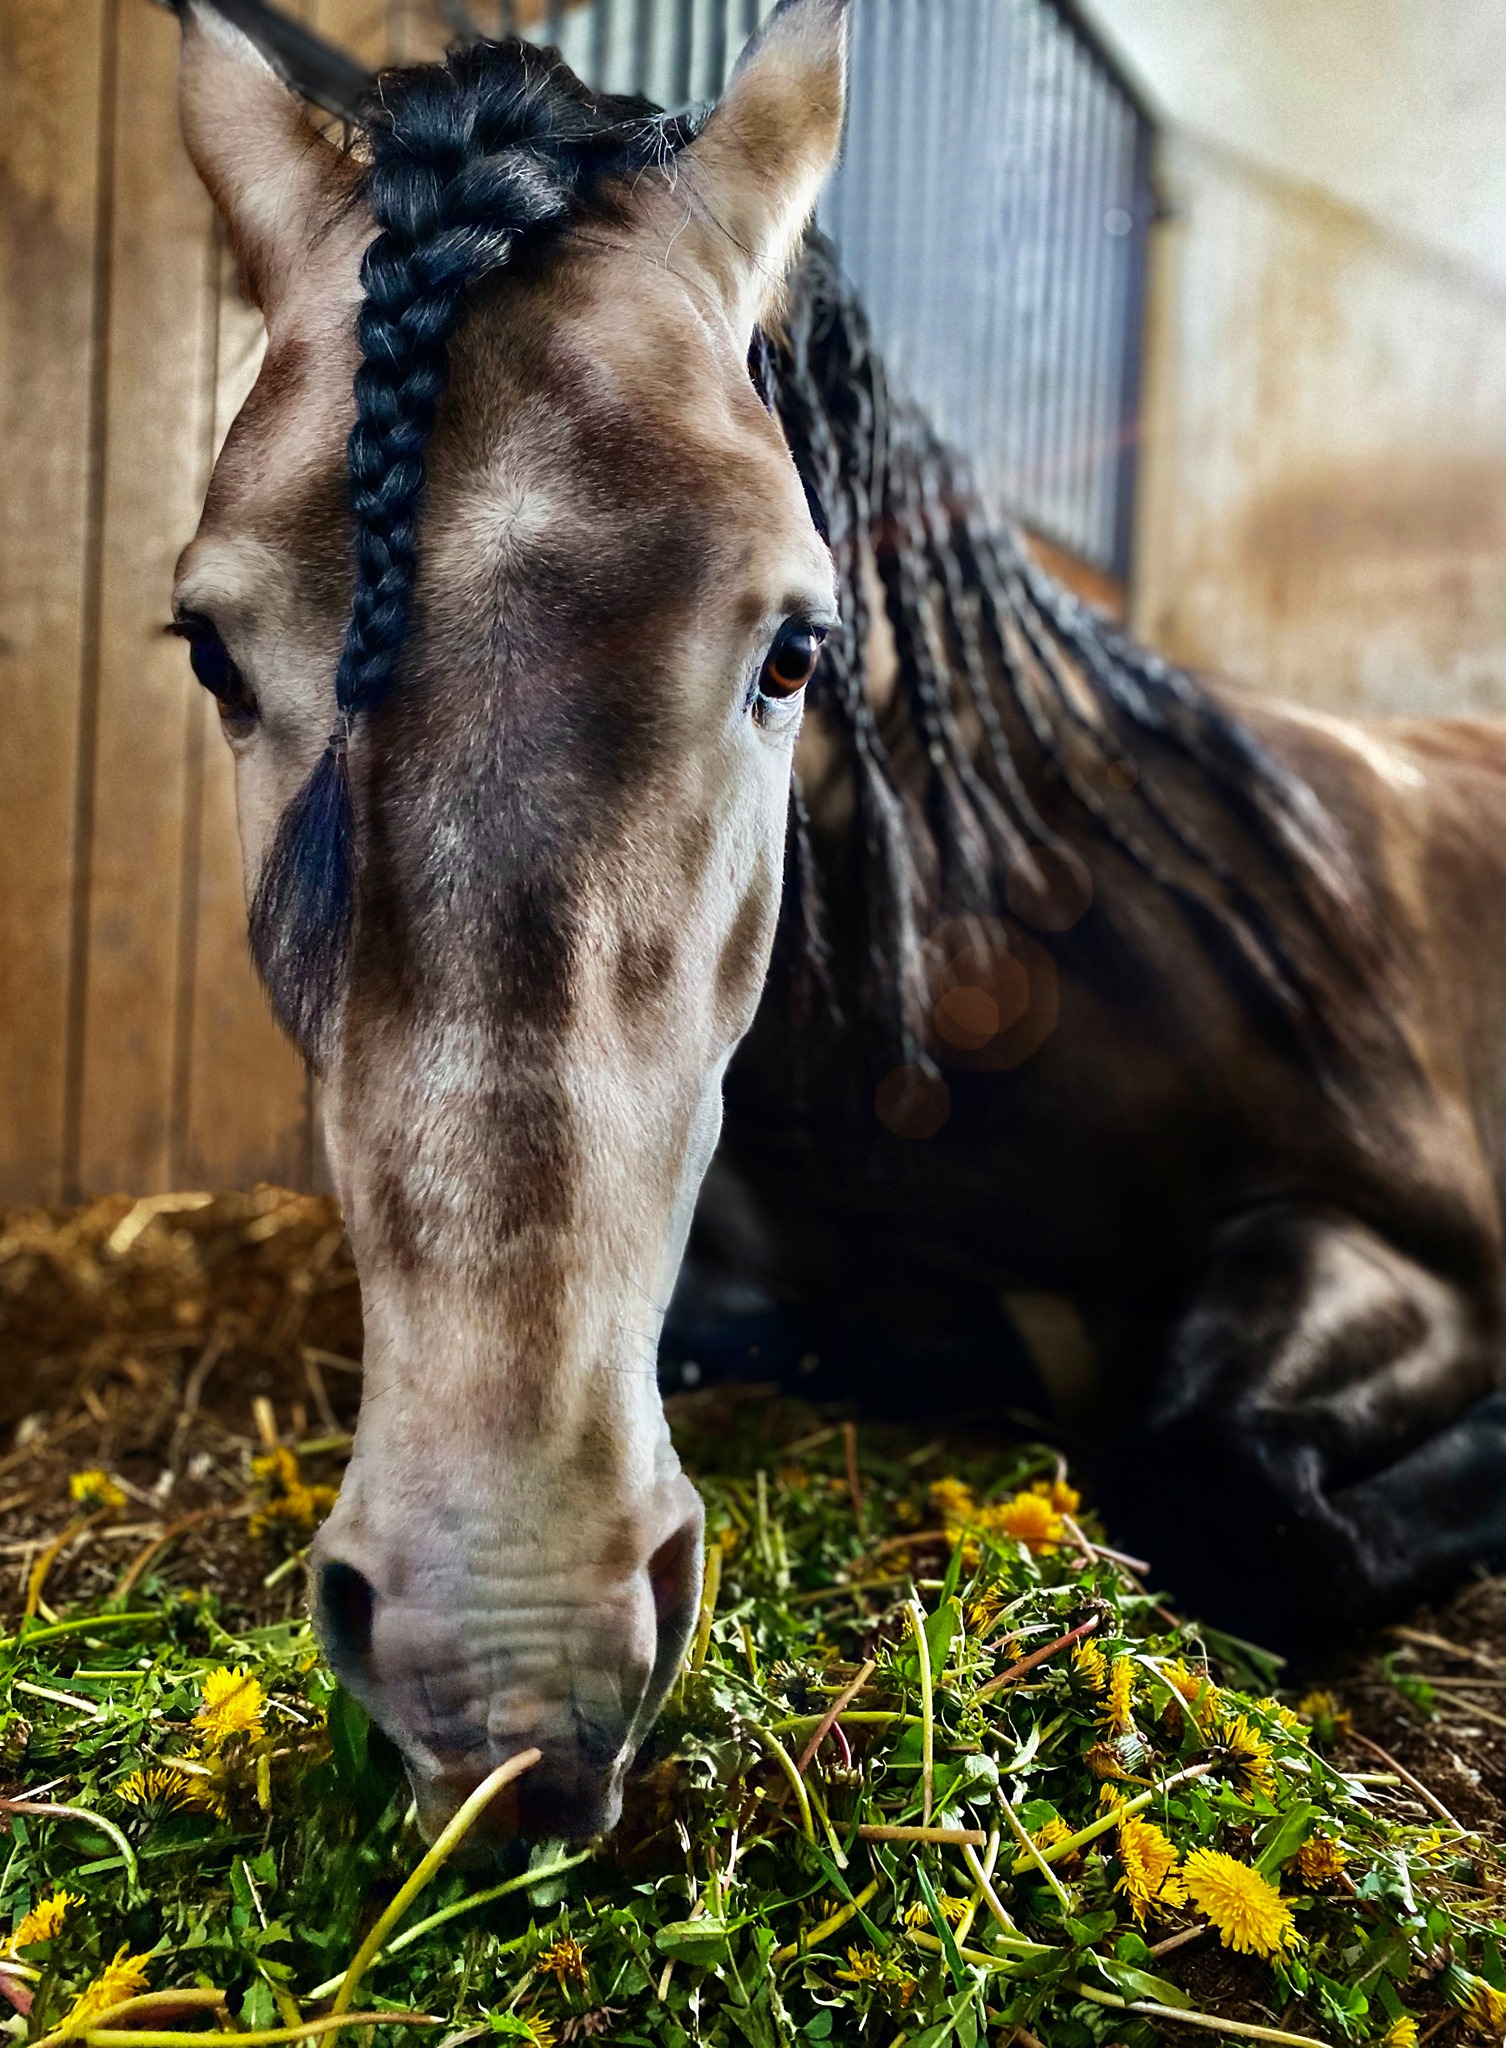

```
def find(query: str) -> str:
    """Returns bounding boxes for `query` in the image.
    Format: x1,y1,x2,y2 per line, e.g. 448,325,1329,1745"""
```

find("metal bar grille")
223,0,1153,580
819,0,1153,578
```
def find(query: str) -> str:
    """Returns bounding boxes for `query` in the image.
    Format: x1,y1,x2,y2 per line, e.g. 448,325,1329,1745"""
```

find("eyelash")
168,612,259,734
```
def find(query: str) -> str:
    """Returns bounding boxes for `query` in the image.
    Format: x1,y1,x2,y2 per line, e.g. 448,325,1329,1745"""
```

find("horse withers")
171,0,1506,1844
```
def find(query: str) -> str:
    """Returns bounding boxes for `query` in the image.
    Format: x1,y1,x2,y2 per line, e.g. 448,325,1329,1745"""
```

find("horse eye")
171,612,258,733
760,620,824,699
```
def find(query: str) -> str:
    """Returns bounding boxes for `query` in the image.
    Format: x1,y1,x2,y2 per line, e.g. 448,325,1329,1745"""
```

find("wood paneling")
0,0,465,1204
0,0,110,1203
75,5,221,1195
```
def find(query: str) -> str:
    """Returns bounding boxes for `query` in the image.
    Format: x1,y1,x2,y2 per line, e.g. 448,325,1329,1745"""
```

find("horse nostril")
318,1559,376,1663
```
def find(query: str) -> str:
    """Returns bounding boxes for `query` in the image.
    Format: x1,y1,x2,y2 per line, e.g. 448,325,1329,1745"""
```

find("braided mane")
769,237,1391,1075
250,40,691,1051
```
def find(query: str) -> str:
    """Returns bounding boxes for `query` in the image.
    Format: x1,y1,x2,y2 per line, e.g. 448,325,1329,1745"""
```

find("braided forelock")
249,40,689,1056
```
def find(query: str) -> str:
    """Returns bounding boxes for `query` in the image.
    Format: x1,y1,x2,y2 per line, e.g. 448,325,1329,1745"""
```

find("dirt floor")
2,1188,1502,1853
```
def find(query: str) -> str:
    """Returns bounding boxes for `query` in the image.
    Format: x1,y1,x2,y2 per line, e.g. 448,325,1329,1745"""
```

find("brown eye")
170,611,258,736
760,619,824,698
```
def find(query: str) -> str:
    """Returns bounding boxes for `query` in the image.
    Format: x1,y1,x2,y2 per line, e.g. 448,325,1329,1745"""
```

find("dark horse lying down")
171,0,1505,1839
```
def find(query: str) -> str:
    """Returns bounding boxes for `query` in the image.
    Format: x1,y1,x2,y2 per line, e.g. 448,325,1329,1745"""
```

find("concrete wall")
1088,0,1506,721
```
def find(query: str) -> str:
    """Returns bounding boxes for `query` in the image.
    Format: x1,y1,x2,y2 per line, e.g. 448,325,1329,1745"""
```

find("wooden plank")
0,0,109,1203
179,229,312,1192
74,3,224,1196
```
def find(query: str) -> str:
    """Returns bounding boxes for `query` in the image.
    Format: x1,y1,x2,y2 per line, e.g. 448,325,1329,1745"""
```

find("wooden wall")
0,0,458,1206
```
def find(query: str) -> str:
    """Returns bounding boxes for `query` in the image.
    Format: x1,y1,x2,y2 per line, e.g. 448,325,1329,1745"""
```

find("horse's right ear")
177,2,354,317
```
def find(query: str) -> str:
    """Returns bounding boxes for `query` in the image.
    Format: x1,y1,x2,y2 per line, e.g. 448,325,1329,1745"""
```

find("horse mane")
768,234,1394,1078
249,38,693,1054
248,33,1387,1085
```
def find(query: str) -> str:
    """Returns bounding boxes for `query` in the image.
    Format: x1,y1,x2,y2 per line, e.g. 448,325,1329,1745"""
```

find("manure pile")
1,1193,1503,2048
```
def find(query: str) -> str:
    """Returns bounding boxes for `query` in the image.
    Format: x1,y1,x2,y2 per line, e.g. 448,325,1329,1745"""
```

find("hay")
1,1198,1503,2048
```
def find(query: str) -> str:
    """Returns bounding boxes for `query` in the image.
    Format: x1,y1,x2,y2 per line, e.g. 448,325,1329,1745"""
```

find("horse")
169,0,1506,1845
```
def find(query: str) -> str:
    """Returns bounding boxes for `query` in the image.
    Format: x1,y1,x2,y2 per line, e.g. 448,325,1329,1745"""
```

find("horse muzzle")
309,1485,704,1845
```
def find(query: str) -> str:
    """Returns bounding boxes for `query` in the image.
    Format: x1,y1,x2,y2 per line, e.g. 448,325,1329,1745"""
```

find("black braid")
768,234,1392,1077
250,40,689,1053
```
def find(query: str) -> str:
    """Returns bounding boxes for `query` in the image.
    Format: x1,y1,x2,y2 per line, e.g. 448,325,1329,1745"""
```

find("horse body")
712,641,1506,1644
169,0,1504,1842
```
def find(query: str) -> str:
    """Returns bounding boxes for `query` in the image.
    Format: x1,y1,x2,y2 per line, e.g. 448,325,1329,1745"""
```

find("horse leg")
1099,1206,1506,1655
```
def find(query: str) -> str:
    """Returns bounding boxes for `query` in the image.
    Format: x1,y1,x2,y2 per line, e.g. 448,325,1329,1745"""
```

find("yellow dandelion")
1161,1658,1220,1728
836,1947,888,1985
902,1893,969,1930
1217,1711,1276,1796
8,1890,82,1950
1380,2016,1418,2047
1073,1637,1108,1692
1033,1816,1081,1871
513,2021,556,2048
250,1446,301,1494
1295,1689,1352,1741
194,1667,265,1750
1031,1476,1082,1517
1183,1848,1297,1958
965,1587,1006,1633
69,1469,126,1512
1104,1656,1136,1736
1097,1780,1129,1811
116,1765,225,1819
1115,1815,1186,1925
1459,1978,1506,2041
928,1476,976,1524
1294,1833,1347,1886
537,1936,588,1986
64,1946,152,2029
1085,1741,1129,1780
978,1490,1064,1555
249,1481,338,1542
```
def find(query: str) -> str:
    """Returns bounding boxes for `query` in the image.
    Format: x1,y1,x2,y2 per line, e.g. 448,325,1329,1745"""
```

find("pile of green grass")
1,1410,1503,2048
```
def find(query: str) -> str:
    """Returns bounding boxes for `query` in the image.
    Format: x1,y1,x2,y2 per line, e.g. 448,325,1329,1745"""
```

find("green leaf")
1091,1956,1191,2009
655,1916,734,1966
1254,1800,1319,1878
914,1863,967,1990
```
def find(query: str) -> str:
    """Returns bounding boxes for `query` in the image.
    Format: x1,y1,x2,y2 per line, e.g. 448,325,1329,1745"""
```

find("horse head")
172,0,847,1843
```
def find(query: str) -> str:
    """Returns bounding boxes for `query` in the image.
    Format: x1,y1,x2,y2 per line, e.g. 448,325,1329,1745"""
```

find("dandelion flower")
1217,1711,1276,1796
537,1936,589,1986
1104,1656,1136,1735
1459,1978,1506,2041
928,1477,975,1524
978,1491,1063,1555
966,1588,1006,1633
69,1469,126,1512
194,1667,265,1749
63,1946,152,2028
249,1481,338,1542
1161,1658,1220,1729
835,1947,887,1985
1073,1638,1108,1692
1380,2016,1418,2047
8,1890,82,1950
1183,1849,1297,1958
902,1893,969,1929
249,1446,301,1495
1294,1833,1347,1885
1097,1781,1129,1811
1031,1476,1081,1517
116,1765,224,1819
1115,1816,1186,1924
1295,1689,1352,1742
1085,1741,1129,1780
1032,1816,1080,1870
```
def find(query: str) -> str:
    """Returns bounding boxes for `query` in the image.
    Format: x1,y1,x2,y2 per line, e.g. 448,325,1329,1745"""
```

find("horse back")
1247,700,1506,1232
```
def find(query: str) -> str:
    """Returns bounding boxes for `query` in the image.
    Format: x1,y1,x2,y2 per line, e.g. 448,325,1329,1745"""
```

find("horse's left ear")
177,1,357,322
678,0,850,337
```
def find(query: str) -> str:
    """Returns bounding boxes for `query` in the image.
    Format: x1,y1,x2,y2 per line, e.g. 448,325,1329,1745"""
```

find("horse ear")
679,0,850,337
177,2,353,317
